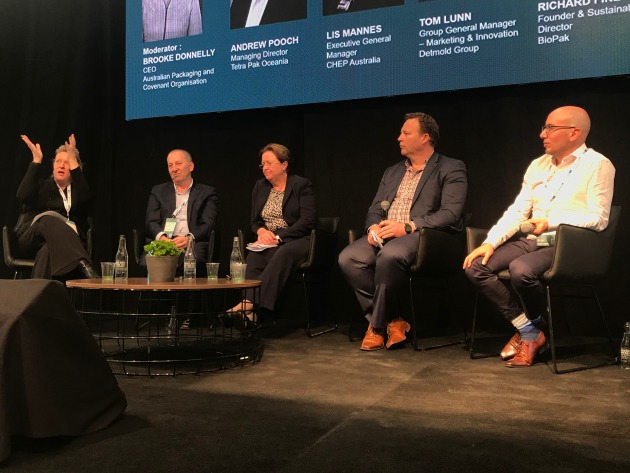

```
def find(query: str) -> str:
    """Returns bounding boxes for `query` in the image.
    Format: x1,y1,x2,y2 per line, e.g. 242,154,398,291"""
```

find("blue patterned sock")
511,313,541,341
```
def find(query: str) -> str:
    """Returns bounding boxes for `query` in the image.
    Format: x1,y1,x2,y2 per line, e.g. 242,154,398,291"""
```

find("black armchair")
3,215,94,279
467,206,621,373
348,220,469,351
407,226,468,350
298,217,340,337
238,217,340,337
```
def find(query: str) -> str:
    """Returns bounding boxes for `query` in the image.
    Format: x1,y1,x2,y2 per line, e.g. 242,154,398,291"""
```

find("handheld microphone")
520,222,534,234
380,201,390,221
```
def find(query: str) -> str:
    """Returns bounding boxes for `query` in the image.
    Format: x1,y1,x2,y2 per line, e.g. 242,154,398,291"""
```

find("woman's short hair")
259,143,291,166
53,144,83,170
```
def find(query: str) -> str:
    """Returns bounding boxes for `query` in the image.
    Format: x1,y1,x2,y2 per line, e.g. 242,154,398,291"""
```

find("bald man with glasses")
463,106,615,368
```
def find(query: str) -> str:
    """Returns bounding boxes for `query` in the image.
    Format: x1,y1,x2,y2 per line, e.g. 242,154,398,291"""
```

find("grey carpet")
3,328,630,472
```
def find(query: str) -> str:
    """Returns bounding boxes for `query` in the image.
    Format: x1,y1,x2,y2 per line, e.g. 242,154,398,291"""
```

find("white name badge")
66,220,78,234
164,218,177,238
536,233,555,247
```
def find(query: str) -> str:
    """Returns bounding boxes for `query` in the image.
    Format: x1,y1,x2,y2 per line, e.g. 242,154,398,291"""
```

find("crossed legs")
465,237,554,366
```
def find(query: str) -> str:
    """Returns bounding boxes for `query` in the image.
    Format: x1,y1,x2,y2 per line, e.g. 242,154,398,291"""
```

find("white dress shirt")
245,0,270,27
484,144,615,249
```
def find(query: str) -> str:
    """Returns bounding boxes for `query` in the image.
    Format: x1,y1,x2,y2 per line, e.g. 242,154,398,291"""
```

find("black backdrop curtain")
1,0,629,328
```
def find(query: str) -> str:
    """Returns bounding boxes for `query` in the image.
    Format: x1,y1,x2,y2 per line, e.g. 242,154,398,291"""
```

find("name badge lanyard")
172,198,188,219
536,150,586,246
57,184,72,220
545,149,587,208
164,198,188,237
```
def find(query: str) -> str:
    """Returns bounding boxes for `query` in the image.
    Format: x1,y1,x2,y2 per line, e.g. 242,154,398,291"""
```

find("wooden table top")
66,277,261,291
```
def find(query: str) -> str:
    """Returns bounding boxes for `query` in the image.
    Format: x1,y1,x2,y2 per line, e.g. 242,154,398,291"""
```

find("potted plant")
144,240,184,282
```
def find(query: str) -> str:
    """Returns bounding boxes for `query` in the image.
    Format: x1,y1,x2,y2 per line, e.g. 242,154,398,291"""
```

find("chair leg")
408,277,419,351
409,277,466,352
591,286,617,359
546,285,617,374
469,291,478,358
347,312,365,342
302,274,337,338
546,286,559,373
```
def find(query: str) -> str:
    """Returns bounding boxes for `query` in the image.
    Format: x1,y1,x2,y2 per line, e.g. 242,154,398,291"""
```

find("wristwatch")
404,223,412,234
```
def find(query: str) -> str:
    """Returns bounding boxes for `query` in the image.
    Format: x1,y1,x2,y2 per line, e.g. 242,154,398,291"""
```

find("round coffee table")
67,277,262,375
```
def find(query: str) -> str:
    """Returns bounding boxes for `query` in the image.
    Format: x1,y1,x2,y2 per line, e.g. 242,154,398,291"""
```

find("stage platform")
3,325,630,472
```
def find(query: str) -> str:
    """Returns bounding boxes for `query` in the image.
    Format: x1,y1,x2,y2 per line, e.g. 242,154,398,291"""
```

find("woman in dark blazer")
15,134,98,279
232,143,317,326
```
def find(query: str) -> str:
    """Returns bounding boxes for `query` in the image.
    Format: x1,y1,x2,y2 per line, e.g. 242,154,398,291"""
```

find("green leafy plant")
144,240,184,257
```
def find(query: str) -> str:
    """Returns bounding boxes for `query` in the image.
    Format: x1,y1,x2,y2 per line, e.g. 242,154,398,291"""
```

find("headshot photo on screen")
142,0,203,43
323,0,404,16
230,0,307,29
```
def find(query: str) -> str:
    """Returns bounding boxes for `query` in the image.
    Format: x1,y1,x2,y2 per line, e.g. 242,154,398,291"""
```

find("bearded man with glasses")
463,106,615,367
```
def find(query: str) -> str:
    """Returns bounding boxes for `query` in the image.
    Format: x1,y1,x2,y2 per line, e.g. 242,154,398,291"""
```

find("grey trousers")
338,233,419,329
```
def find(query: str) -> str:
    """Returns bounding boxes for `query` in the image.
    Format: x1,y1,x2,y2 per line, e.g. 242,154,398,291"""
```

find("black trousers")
464,237,554,324
245,237,310,311
18,216,90,279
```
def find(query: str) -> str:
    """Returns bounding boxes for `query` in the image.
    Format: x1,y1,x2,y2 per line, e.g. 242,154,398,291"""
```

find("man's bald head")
541,106,591,158
549,106,591,142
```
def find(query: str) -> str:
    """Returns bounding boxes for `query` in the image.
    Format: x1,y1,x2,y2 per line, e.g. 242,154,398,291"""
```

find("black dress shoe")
77,259,100,279
230,311,255,332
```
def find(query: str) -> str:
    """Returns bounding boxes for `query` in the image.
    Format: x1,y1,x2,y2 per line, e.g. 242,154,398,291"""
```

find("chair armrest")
206,229,216,263
132,228,143,266
3,225,35,271
300,217,340,273
86,228,94,259
543,224,613,284
348,229,359,244
410,227,466,277
3,225,16,269
466,227,489,254
544,206,620,284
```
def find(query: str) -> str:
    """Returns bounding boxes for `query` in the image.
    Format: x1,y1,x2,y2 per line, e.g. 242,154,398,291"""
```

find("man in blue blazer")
339,113,467,351
144,149,218,271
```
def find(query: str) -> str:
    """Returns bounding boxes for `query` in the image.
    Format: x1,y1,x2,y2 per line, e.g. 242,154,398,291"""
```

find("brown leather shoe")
361,324,385,351
500,332,521,360
505,332,548,367
386,318,411,350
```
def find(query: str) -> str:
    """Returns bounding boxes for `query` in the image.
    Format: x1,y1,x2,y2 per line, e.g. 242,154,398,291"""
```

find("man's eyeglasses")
541,125,576,134
259,162,281,169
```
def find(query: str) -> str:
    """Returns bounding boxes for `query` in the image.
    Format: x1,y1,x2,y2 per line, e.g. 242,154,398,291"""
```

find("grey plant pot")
145,255,179,282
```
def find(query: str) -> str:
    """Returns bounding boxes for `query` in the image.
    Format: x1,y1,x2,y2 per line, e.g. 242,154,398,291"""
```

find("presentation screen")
126,0,630,120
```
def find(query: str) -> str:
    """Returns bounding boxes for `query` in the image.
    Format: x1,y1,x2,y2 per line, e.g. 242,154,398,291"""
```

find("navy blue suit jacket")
145,181,218,261
365,153,467,232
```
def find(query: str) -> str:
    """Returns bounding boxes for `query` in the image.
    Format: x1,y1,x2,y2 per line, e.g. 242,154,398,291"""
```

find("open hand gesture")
20,135,43,163
64,134,80,169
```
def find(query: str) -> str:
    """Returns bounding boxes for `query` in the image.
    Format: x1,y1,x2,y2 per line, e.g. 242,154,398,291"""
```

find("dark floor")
3,326,630,473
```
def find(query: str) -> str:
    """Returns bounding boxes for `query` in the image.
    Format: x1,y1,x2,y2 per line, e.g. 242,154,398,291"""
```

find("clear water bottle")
621,322,630,370
114,235,128,280
229,236,243,278
166,305,178,334
183,235,196,280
